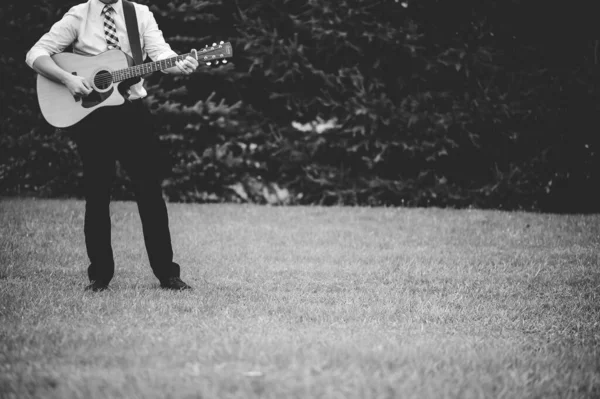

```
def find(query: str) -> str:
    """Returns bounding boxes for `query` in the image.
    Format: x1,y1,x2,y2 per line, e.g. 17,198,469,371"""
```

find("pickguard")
80,76,141,108
81,88,114,108
117,77,142,99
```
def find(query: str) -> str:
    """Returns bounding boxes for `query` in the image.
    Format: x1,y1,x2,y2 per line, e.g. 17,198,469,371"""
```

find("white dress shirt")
26,0,178,99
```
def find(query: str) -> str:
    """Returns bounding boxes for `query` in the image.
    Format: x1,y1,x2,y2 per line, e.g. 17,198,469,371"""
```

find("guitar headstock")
194,41,233,66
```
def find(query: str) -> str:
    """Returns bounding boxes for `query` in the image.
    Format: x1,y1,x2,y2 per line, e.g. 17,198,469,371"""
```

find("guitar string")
93,55,191,85
92,50,227,86
92,44,229,84
93,48,229,84
94,61,194,85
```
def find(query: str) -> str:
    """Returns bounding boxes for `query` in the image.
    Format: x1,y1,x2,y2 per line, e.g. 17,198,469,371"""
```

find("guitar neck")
112,53,193,82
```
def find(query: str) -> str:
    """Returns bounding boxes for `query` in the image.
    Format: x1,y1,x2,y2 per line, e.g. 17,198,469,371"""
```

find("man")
26,0,199,291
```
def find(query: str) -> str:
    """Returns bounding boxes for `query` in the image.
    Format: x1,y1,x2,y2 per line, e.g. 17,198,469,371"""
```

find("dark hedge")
1,0,599,212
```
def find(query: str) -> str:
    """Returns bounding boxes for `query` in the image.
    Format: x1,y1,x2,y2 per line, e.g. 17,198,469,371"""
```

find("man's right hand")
32,56,94,99
64,74,93,99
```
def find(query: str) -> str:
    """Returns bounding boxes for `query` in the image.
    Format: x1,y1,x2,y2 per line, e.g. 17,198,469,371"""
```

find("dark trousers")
72,100,180,284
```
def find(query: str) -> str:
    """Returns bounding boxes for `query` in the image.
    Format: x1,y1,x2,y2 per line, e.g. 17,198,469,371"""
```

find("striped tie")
102,5,120,50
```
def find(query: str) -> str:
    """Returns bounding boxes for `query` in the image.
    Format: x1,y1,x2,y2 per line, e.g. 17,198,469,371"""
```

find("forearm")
32,56,73,85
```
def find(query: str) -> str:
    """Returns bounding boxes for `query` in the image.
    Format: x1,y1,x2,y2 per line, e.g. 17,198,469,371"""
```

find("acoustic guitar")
36,41,232,128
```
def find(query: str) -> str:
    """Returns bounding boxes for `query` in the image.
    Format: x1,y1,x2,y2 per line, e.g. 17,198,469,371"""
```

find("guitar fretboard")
111,53,193,82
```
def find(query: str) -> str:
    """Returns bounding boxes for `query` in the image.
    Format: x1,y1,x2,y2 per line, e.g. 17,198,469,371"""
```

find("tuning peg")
212,43,217,46
220,41,224,44
222,60,227,64
215,60,220,64
206,62,211,66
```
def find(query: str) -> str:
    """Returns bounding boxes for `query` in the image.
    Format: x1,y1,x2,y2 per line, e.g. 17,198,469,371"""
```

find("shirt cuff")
26,48,52,69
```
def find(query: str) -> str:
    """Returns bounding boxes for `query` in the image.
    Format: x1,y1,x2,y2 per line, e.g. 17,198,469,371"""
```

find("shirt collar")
94,0,123,16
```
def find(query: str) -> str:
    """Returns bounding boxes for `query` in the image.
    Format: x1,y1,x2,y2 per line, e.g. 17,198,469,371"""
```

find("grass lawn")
0,198,599,398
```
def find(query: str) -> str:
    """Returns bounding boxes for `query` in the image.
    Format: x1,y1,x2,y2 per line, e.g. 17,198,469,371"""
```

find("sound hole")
94,70,113,90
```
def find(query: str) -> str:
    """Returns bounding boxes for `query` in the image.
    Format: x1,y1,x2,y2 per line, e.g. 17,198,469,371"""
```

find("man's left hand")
175,51,199,75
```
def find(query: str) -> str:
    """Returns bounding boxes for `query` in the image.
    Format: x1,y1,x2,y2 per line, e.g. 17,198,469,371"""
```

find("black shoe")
85,281,109,292
160,277,192,291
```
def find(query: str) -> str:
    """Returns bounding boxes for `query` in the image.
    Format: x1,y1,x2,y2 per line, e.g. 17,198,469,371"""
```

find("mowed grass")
0,198,599,399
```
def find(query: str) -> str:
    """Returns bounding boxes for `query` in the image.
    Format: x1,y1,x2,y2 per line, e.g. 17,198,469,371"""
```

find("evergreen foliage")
1,0,599,211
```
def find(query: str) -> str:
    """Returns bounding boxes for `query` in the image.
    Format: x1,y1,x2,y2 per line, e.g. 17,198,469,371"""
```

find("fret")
111,46,222,82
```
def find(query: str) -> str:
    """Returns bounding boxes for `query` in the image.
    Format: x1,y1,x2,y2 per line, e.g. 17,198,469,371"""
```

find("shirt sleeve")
25,7,80,69
140,5,178,62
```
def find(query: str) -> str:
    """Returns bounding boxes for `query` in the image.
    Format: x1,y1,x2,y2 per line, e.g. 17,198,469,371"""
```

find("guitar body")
37,50,138,128
35,42,233,128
